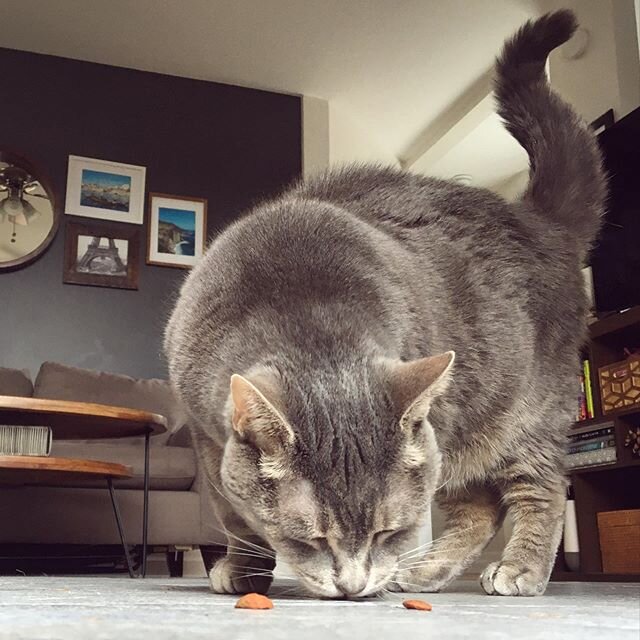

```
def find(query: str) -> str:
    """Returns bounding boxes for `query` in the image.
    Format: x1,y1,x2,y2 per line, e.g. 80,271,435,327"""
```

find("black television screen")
590,107,640,313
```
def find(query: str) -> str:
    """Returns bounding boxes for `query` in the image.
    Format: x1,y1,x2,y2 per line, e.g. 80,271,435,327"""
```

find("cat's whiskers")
399,549,470,566
276,585,311,599
399,558,458,571
399,525,479,559
225,548,274,561
389,578,432,590
399,544,470,563
205,475,276,556
375,585,400,600
207,519,275,558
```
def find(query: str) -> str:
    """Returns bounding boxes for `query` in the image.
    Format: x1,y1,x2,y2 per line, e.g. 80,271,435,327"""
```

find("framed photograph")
146,193,207,269
63,220,140,289
65,155,146,224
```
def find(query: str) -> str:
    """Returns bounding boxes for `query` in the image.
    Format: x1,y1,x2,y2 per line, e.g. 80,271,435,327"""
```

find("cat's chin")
294,573,346,599
300,582,343,599
297,574,396,600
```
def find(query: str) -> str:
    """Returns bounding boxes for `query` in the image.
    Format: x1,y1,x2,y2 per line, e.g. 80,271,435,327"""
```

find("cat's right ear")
388,351,455,425
229,374,295,456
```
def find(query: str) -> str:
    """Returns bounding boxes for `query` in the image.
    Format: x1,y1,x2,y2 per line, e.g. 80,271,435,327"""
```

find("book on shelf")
566,421,617,470
567,438,615,454
582,359,595,419
0,425,52,456
568,425,614,443
575,359,595,422
566,446,617,469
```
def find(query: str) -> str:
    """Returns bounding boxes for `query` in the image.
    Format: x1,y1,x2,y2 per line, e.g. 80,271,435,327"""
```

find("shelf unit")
551,306,640,582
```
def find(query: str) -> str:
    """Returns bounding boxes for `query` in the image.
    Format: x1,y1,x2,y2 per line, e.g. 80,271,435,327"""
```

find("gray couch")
0,363,224,567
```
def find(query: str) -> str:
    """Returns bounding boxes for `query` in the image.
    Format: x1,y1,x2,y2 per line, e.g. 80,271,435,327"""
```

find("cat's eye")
373,529,397,544
373,528,408,545
285,536,325,553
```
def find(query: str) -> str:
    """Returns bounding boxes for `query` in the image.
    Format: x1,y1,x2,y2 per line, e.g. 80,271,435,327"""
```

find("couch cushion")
0,367,33,397
50,441,196,490
34,362,187,444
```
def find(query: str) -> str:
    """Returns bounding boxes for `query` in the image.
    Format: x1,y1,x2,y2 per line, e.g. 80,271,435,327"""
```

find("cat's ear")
229,373,295,456
388,351,455,424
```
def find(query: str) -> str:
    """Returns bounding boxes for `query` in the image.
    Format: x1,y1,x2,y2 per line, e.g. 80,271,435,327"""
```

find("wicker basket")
597,509,640,573
598,355,640,414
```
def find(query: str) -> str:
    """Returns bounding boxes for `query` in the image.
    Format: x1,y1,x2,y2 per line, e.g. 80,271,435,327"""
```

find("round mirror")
0,151,59,271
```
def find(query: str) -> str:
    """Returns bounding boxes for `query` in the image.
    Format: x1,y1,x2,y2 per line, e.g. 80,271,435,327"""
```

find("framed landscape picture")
65,155,146,224
146,193,207,269
63,220,140,289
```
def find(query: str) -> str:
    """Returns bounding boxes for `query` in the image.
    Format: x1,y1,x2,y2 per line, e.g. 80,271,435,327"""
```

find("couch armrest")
168,423,193,448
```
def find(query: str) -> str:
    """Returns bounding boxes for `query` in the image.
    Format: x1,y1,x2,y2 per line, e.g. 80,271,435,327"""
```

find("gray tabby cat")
165,10,605,598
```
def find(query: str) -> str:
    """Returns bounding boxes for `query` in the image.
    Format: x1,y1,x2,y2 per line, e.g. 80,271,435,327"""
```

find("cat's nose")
336,573,368,596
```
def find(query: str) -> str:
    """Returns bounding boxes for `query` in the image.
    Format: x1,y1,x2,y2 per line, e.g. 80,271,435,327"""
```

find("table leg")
107,477,135,578
142,431,150,578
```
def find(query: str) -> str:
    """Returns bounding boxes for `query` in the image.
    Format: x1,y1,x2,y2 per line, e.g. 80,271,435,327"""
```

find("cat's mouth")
295,568,395,599
298,578,343,599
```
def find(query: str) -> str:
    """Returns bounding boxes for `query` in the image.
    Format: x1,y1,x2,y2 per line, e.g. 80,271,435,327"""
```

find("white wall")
541,0,640,122
611,0,640,118
302,95,401,171
302,96,330,178
329,100,400,167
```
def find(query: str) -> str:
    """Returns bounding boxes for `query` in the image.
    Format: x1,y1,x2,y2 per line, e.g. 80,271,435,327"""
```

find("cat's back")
291,165,567,287
292,164,585,358
293,165,534,246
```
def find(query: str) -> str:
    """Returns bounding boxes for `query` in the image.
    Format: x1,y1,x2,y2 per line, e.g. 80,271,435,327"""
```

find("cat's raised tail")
495,10,606,251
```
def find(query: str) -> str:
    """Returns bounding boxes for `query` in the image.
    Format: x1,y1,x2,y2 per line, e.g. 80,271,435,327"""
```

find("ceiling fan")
0,165,45,243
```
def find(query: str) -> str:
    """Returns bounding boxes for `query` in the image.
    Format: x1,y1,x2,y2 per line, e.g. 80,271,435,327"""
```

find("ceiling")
0,0,543,189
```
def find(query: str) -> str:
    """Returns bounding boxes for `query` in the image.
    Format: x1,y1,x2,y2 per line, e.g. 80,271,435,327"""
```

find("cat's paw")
480,561,547,596
208,553,274,595
386,564,453,593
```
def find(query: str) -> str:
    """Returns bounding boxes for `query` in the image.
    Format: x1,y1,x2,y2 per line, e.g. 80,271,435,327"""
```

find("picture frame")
146,193,207,269
63,219,140,290
65,155,146,224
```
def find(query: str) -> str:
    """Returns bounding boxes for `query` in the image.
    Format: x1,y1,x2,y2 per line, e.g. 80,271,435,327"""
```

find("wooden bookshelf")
551,306,640,582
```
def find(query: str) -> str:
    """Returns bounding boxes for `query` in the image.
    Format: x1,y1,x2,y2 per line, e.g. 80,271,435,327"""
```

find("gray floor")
0,577,638,640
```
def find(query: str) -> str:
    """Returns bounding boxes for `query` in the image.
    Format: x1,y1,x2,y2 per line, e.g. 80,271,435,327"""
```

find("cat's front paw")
209,553,275,595
386,564,453,593
480,561,547,596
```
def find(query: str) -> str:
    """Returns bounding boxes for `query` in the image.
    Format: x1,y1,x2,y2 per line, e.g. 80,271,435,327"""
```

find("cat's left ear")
388,351,455,425
229,373,295,456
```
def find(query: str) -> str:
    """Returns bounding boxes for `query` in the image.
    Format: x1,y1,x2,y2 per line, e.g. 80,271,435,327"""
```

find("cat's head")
219,351,454,598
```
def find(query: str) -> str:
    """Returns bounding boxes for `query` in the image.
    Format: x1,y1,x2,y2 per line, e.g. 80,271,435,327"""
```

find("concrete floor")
0,577,638,640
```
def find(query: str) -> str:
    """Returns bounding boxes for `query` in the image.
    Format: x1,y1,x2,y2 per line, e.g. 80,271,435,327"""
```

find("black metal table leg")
107,477,135,578
142,430,150,578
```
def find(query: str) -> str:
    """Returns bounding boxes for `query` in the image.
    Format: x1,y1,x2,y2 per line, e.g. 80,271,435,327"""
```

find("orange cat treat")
402,599,433,611
234,593,274,610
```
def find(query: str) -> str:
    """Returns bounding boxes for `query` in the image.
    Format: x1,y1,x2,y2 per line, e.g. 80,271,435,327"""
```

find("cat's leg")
208,495,276,594
480,473,566,596
200,443,276,594
390,484,504,593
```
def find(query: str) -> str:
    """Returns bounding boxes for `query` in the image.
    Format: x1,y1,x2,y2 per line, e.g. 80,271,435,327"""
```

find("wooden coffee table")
0,395,167,577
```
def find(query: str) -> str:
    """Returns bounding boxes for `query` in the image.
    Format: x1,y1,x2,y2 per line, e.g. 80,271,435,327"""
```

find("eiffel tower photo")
76,236,127,276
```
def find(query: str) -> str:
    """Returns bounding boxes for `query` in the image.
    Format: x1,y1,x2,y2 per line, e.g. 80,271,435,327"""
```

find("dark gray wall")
0,48,302,380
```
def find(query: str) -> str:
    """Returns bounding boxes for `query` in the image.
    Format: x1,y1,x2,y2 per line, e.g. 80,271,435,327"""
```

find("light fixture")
0,150,58,270
0,165,42,242
0,195,40,226
452,173,473,185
